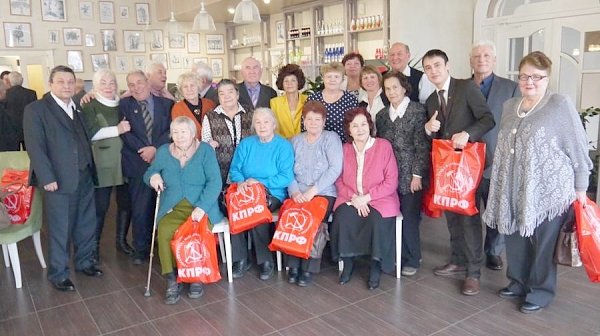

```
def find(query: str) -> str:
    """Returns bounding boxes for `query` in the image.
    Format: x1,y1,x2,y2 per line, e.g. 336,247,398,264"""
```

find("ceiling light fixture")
167,12,179,35
233,0,261,24
193,2,216,32
228,7,235,14
263,0,271,4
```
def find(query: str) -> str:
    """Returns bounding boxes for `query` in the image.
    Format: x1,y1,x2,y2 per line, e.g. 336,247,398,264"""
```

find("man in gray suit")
423,49,495,296
470,41,520,271
237,57,276,109
24,65,102,292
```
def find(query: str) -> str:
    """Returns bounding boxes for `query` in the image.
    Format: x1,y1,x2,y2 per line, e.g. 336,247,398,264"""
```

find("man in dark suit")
119,70,173,264
6,71,38,149
422,49,495,296
193,61,219,105
0,79,20,151
387,42,436,103
23,65,102,292
237,57,276,109
469,41,520,271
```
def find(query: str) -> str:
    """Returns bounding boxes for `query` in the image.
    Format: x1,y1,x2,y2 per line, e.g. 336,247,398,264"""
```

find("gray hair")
192,62,213,81
471,40,497,57
251,107,278,132
7,71,23,86
145,62,166,76
177,72,199,93
92,68,118,93
126,70,147,83
170,116,197,137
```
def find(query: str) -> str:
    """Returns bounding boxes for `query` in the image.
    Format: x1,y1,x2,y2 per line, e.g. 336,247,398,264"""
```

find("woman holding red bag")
144,116,223,305
482,51,592,314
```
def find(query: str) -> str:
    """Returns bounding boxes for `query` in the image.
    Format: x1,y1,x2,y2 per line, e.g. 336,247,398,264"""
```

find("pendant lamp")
193,2,217,31
233,0,261,24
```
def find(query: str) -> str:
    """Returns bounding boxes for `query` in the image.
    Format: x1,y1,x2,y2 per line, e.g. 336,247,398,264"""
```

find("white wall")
390,0,477,77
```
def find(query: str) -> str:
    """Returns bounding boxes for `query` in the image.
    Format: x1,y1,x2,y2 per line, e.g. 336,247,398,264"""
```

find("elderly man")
119,70,173,264
423,49,495,296
469,40,520,271
5,71,38,149
24,65,101,291
387,42,435,103
0,71,11,88
192,61,219,105
237,57,276,109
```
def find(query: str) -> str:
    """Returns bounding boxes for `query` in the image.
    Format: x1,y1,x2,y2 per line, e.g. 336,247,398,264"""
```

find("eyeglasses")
518,74,547,82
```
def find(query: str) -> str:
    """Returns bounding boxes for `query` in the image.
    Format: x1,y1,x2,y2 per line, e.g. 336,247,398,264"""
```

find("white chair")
211,219,233,283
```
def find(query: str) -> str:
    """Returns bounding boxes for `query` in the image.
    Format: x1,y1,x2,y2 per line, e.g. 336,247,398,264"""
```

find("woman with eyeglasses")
482,51,592,314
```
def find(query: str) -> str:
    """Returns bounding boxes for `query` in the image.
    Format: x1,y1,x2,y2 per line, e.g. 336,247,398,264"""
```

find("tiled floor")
1,214,600,336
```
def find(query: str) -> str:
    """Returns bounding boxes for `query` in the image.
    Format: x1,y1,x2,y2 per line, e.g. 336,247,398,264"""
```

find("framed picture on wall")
41,0,67,22
67,50,84,72
99,1,115,24
4,22,33,48
193,57,208,65
169,53,185,69
79,1,93,20
10,0,32,16
85,33,95,47
206,34,224,54
123,30,145,52
149,30,164,50
115,55,129,73
169,33,185,49
48,29,59,44
210,58,223,78
100,29,117,51
187,33,200,53
150,53,168,69
132,55,146,70
276,20,285,44
119,6,129,19
91,53,110,72
135,3,150,25
63,28,83,46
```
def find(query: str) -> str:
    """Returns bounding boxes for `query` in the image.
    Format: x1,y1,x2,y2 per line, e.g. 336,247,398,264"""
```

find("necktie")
438,90,448,120
139,100,153,143
249,87,259,107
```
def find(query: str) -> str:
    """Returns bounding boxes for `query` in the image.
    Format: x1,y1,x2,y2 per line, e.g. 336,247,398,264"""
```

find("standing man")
387,42,436,103
237,57,276,109
469,40,520,271
23,65,101,291
0,80,20,151
422,49,494,296
192,61,219,105
0,71,11,88
119,70,173,264
6,71,38,149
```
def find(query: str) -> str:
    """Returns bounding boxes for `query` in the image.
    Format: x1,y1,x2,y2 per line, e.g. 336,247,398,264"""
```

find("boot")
93,218,104,263
339,257,354,285
116,210,134,255
368,260,381,290
164,272,182,305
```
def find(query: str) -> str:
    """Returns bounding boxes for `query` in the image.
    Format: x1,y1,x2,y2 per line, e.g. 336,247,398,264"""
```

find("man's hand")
43,182,58,192
138,146,156,163
451,131,470,149
425,110,441,134
80,91,96,105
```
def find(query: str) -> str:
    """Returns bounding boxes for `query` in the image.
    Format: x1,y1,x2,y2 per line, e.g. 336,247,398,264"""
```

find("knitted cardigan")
482,93,592,237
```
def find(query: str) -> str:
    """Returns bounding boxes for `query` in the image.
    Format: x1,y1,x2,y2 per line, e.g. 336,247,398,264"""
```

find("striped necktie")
139,100,153,143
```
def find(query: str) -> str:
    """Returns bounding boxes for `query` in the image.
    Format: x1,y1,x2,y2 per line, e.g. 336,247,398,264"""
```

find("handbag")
309,222,329,259
1,169,34,224
553,215,582,267
0,184,22,230
574,197,600,282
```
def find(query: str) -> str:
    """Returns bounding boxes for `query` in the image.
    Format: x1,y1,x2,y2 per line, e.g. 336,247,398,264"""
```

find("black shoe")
53,278,76,292
339,258,354,285
259,261,274,281
78,265,103,277
165,272,182,305
498,287,521,299
486,255,503,270
298,272,312,287
188,283,204,299
368,261,381,290
287,268,299,284
132,251,147,265
232,259,251,279
520,302,543,314
116,210,134,255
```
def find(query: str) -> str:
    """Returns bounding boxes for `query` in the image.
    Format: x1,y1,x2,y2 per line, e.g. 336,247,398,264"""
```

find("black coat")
5,85,37,142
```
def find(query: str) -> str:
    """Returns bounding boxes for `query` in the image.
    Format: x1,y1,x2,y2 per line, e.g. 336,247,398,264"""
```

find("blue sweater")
143,142,223,224
229,134,294,202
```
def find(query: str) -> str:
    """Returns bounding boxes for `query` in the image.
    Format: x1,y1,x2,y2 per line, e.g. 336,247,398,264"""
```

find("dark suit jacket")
237,82,277,109
425,77,495,142
23,93,97,193
119,94,173,178
5,85,37,141
203,86,219,106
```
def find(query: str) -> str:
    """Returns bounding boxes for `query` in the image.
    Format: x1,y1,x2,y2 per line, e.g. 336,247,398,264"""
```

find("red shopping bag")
422,169,442,218
171,215,221,284
269,197,329,259
574,198,600,282
1,169,34,224
225,183,273,234
428,139,485,216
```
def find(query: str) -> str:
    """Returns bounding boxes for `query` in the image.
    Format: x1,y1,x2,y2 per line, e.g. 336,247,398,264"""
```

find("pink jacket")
334,138,400,218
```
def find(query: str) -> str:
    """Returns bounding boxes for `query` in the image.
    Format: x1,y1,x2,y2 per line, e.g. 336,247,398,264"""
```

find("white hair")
7,71,23,86
251,107,278,132
192,62,213,81
171,116,197,137
92,68,118,92
471,40,497,57
145,62,166,76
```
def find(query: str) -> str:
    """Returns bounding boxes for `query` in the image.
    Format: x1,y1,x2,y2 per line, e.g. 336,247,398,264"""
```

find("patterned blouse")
307,91,358,143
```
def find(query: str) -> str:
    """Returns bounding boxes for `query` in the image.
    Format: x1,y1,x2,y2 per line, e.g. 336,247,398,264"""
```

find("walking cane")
144,190,161,297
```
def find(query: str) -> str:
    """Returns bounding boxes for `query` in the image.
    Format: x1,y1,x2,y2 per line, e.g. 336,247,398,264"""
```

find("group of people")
6,38,590,315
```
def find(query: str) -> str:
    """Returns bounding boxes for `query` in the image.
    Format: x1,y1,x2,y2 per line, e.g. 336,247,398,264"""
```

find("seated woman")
144,116,223,305
270,64,308,139
286,101,343,286
229,107,294,281
331,107,400,290
171,72,216,140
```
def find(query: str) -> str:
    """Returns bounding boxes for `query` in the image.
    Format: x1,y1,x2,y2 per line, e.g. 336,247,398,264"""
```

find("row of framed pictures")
66,51,225,77
4,22,225,54
9,0,151,25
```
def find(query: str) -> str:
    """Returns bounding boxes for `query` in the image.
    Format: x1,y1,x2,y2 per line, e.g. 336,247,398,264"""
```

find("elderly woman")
144,116,222,305
171,72,216,139
81,69,132,261
341,52,364,98
482,51,592,314
286,101,343,286
332,107,400,290
229,107,294,281
358,65,389,124
376,71,430,276
270,64,308,139
308,62,358,142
